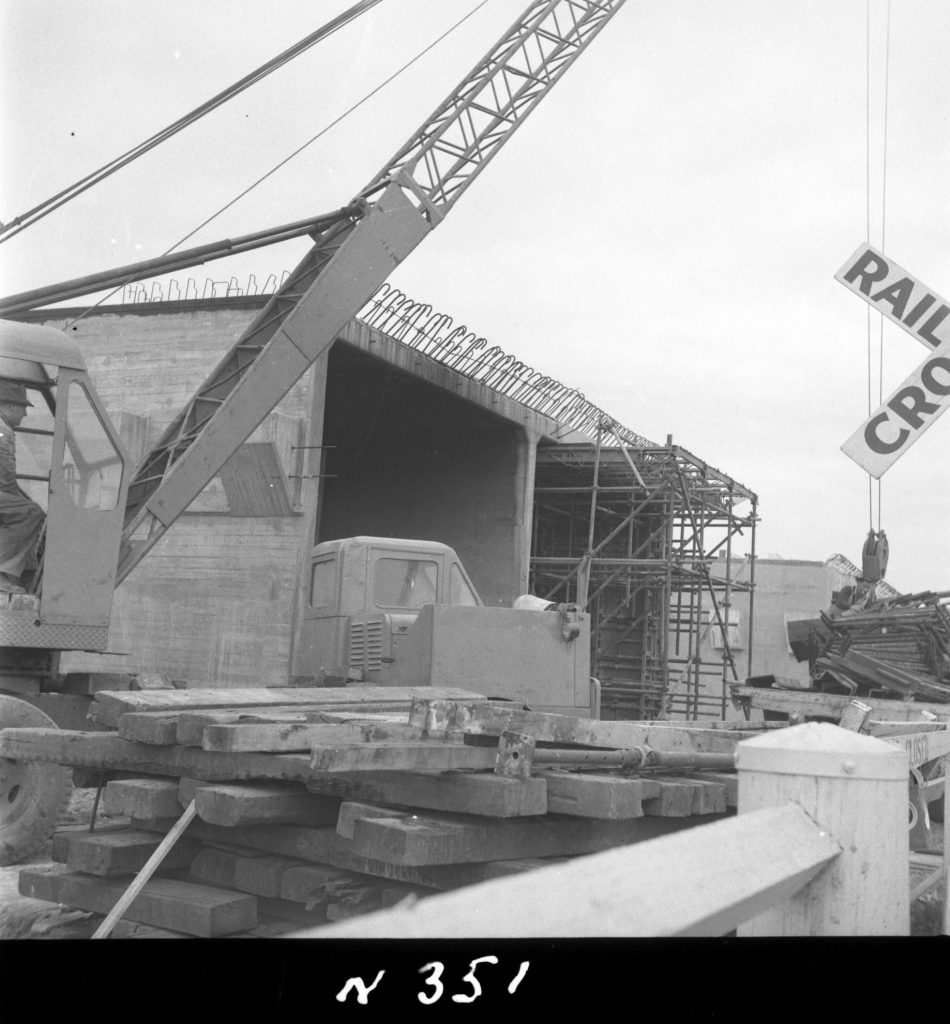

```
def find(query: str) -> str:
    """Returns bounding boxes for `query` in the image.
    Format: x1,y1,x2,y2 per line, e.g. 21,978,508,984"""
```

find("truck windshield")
374,557,438,609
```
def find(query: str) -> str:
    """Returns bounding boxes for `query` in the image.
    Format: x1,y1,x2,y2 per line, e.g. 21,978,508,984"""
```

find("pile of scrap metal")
789,591,950,703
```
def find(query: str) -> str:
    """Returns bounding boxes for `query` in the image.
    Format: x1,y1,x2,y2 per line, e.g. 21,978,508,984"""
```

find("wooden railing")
291,721,949,937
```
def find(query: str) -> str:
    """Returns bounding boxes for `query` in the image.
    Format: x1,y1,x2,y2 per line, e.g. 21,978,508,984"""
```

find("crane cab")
0,320,130,669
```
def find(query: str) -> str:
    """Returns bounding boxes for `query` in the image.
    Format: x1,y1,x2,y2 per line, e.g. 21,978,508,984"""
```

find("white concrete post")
736,722,909,936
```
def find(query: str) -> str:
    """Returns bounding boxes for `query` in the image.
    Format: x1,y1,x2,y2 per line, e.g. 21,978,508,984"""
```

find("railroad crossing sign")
835,244,950,478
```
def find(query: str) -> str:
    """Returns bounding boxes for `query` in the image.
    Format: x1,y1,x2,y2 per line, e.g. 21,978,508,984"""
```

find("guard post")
736,722,909,935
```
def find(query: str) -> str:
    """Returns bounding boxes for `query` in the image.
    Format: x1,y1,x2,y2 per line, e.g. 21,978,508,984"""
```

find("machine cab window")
374,557,438,609
62,381,123,511
4,378,55,513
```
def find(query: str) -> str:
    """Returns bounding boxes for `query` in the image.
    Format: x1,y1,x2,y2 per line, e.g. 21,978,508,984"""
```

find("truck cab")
297,536,481,682
296,535,594,715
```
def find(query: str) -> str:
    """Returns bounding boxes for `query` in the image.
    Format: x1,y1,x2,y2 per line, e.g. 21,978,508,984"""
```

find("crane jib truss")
115,0,629,583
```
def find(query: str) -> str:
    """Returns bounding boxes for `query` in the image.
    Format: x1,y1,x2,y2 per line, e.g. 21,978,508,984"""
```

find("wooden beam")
173,707,413,747
90,685,487,728
129,819,577,891
879,727,950,769
680,772,739,807
20,863,256,938
57,828,201,877
234,855,310,898
349,810,708,866
289,804,839,937
731,685,950,723
200,720,433,753
118,706,412,746
414,700,747,753
641,781,700,817
310,741,499,773
178,780,341,827
304,771,546,818
539,772,661,818
103,778,182,819
0,728,315,782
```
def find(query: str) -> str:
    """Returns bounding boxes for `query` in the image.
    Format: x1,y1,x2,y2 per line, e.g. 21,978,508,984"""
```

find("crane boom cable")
0,0,386,244
62,0,494,330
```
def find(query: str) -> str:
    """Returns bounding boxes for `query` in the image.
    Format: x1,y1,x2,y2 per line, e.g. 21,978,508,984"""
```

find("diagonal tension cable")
0,0,385,244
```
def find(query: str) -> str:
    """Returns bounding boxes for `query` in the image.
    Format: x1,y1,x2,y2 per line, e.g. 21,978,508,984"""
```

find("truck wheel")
0,695,73,866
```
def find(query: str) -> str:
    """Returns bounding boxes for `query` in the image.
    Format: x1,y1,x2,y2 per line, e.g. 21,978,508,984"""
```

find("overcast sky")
1,0,948,590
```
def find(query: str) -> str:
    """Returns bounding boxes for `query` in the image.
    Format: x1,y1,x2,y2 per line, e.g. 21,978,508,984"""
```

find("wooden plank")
336,802,412,839
19,864,257,938
51,823,131,863
415,701,745,754
731,685,950,722
90,685,488,728
118,706,412,746
182,781,341,827
880,727,950,768
868,721,946,737
0,728,314,782
305,804,840,938
173,708,412,747
200,720,432,753
103,778,182,819
641,780,698,817
57,828,201,877
349,811,710,866
539,771,661,818
304,770,546,818
310,741,499,774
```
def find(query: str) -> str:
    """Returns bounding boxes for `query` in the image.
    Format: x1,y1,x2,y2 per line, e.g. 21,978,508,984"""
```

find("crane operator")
0,379,45,593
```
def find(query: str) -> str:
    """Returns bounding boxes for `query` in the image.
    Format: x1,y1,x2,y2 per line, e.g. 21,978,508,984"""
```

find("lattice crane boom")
117,0,628,583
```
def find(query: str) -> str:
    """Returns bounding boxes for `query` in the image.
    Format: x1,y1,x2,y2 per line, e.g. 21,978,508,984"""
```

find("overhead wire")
63,0,494,329
0,0,385,244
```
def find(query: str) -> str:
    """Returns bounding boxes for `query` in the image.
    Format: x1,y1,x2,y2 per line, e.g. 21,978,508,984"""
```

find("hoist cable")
877,0,891,534
864,0,891,535
64,0,493,328
866,0,874,532
0,0,386,244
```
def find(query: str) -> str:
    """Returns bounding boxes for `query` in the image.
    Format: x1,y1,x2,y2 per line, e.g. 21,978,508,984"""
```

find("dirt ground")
0,790,945,939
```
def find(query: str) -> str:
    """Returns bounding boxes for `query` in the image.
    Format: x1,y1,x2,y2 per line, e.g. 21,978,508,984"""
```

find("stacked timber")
1,685,760,938
815,592,950,703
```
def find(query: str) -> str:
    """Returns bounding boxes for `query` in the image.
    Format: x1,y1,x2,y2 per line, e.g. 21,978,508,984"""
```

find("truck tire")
0,695,73,866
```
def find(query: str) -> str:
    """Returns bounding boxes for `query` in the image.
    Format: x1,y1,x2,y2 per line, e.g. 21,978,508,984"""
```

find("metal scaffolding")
530,424,758,721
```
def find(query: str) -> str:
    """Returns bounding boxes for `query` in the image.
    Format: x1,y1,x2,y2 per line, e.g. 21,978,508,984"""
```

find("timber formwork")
530,430,757,721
